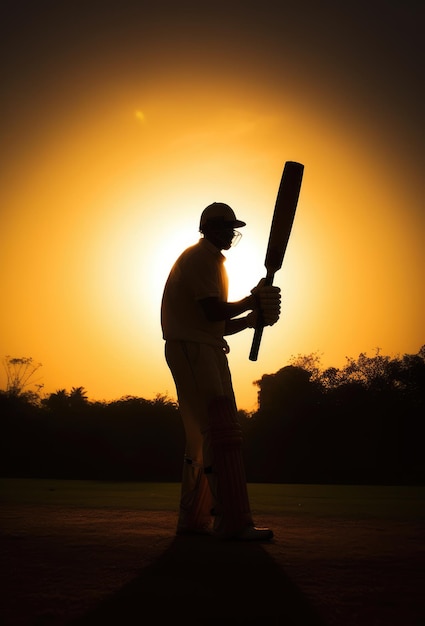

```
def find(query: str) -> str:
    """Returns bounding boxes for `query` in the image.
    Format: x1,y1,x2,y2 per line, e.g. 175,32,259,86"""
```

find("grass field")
2,478,424,516
1,479,425,625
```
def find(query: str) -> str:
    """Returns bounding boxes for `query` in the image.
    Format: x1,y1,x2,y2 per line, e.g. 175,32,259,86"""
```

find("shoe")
233,526,274,541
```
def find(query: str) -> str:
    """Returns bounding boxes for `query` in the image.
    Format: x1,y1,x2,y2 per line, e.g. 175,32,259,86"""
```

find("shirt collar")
199,237,226,261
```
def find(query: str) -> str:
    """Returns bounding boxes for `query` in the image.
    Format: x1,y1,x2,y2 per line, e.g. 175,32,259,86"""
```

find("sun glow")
0,65,423,408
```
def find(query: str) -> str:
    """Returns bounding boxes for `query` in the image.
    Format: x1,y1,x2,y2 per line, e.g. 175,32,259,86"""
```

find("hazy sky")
1,1,424,410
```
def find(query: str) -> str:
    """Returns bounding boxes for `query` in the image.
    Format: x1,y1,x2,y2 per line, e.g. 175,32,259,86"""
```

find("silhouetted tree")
69,386,89,410
244,365,323,482
43,389,70,412
248,347,425,483
1,347,424,483
2,355,43,398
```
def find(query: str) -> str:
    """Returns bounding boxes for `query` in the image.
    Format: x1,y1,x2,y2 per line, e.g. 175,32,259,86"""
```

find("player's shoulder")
175,239,223,273
178,240,208,262
175,241,198,263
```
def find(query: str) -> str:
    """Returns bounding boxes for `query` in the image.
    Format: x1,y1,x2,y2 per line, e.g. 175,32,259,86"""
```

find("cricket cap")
199,202,246,231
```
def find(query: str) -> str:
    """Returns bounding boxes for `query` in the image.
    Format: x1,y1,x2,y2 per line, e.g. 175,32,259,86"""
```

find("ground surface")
1,482,424,626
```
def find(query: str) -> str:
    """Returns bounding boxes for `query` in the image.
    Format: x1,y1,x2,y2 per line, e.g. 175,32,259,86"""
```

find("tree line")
1,347,424,484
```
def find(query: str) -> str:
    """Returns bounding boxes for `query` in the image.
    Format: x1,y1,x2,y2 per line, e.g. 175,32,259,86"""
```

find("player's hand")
251,277,267,297
260,296,281,326
251,279,281,309
250,279,281,326
247,303,280,328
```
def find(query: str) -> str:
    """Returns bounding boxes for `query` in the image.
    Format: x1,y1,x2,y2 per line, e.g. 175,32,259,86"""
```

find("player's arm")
199,295,256,322
200,281,281,335
224,315,255,335
200,296,256,336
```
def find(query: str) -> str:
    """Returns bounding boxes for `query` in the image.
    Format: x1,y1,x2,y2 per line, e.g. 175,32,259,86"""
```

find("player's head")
199,202,246,250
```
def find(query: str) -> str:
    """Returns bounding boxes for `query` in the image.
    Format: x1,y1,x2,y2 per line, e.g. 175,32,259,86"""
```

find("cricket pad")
207,395,253,537
177,457,214,532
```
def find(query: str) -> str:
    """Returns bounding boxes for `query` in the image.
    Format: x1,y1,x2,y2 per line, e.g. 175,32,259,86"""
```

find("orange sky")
1,2,424,411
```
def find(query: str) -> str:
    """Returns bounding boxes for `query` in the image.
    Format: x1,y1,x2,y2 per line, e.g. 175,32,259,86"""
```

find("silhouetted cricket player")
161,203,280,540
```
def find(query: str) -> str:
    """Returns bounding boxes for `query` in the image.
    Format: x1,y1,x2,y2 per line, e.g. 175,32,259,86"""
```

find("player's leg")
165,341,214,533
176,399,214,534
166,340,272,540
199,345,273,540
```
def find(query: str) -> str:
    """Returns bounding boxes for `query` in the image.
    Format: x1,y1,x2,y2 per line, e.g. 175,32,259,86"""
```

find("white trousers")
165,340,252,536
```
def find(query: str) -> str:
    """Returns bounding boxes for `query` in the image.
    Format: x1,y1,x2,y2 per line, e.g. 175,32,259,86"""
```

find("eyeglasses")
231,230,242,247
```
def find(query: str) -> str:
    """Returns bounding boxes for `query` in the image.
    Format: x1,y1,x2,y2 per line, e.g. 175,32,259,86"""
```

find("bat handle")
249,325,264,361
249,273,274,361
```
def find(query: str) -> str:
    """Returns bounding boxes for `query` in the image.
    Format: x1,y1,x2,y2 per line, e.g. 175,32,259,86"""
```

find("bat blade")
249,161,304,361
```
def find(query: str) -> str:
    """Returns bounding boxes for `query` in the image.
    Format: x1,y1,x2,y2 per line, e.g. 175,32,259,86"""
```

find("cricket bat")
249,161,304,361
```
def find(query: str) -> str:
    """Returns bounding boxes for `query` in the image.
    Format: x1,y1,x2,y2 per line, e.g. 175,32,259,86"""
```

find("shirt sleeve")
191,254,222,300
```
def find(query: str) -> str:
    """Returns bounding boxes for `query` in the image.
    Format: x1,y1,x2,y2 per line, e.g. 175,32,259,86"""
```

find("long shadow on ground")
71,534,327,625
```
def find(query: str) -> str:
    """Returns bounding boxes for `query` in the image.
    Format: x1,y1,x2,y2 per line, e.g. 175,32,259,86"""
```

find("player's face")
208,227,237,250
